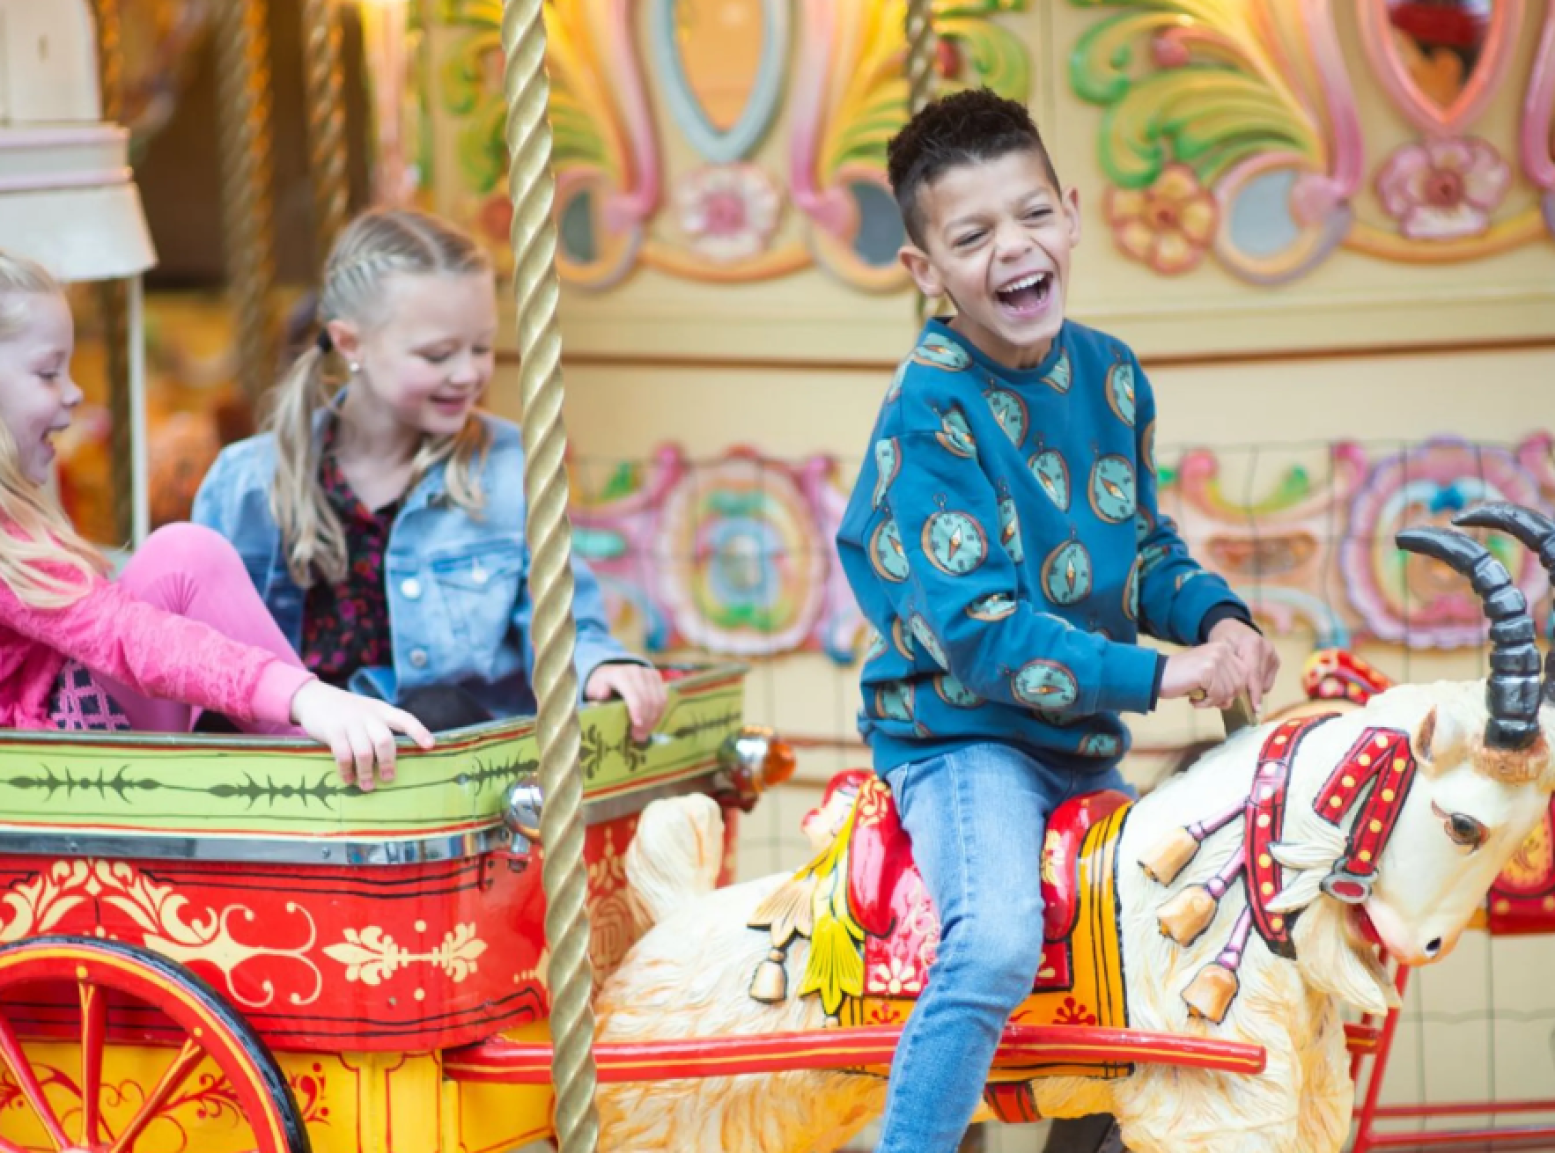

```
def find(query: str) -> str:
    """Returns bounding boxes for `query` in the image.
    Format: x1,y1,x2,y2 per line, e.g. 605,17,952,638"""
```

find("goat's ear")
1412,706,1465,773
1414,707,1438,764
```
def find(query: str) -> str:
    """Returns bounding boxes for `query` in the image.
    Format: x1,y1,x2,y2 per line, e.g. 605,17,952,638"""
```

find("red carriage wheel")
0,936,310,1153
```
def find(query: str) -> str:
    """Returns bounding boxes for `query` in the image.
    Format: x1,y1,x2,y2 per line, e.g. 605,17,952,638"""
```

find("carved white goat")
595,505,1555,1153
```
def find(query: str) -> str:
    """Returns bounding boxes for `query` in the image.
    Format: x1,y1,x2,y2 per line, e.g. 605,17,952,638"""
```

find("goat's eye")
1432,801,1487,850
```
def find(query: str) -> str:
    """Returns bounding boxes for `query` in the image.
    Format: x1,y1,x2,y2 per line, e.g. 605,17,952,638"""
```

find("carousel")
0,2,1552,1153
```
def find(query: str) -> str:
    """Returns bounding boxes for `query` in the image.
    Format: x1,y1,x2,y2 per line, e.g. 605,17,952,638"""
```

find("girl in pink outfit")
0,251,433,789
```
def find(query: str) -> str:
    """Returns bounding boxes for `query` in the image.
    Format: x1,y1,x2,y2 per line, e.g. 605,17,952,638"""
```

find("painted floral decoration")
1375,137,1510,241
871,956,924,998
674,163,782,263
1103,163,1218,275
1053,996,1098,1027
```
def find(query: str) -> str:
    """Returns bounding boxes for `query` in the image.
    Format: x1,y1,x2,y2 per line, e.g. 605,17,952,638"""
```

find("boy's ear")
1063,185,1082,248
899,245,944,299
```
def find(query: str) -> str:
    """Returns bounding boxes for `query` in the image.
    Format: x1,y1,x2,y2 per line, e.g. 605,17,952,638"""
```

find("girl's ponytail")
267,343,344,585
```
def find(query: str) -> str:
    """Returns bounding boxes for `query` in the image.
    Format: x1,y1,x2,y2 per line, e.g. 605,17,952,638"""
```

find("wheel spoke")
106,1037,204,1153
0,1002,69,1149
0,941,302,1153
79,980,106,1147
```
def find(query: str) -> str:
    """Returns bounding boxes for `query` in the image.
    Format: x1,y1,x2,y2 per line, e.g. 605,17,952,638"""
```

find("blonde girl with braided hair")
194,208,664,735
0,250,433,787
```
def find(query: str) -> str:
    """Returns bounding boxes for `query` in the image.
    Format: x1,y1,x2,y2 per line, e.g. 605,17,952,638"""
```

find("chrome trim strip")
0,824,516,866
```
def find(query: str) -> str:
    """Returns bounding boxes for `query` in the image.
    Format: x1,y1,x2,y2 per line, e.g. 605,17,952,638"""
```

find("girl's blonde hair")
269,208,494,586
0,252,109,609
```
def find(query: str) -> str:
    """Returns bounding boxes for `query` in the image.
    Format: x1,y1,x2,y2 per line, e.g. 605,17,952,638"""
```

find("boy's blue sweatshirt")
837,319,1247,774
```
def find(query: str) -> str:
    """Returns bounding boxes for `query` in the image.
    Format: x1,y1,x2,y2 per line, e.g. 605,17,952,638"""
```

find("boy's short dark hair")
887,88,1061,247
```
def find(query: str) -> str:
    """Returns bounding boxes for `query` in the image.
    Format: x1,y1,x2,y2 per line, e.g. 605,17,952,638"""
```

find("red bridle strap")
1245,715,1335,958
1310,728,1418,904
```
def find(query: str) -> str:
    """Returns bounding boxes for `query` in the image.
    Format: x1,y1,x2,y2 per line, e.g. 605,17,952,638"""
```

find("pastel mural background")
414,0,1555,361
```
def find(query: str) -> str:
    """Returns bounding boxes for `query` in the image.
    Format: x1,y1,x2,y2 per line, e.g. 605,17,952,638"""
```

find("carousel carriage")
0,667,800,1153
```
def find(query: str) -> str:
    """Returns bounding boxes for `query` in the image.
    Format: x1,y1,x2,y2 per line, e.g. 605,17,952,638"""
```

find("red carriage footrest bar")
441,1023,1267,1084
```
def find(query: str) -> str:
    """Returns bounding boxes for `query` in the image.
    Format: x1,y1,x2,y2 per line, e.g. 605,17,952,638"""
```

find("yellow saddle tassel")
1156,885,1219,947
1138,826,1201,885
1183,961,1239,1024
748,947,791,1003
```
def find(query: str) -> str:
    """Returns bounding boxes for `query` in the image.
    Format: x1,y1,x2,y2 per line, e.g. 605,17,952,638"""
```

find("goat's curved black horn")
1453,502,1555,704
1396,526,1542,749
1453,502,1555,569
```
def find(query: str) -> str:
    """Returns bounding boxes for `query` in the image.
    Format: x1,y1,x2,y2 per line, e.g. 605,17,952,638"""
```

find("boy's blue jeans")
874,742,1133,1153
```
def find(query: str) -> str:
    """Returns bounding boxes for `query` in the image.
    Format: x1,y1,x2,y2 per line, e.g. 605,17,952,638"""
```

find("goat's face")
1365,687,1554,966
1367,510,1555,966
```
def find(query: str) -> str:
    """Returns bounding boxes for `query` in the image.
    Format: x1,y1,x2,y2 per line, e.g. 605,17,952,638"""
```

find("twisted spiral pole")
301,0,349,265
91,0,131,542
215,0,277,402
500,1,599,1150
905,0,939,118
904,0,938,320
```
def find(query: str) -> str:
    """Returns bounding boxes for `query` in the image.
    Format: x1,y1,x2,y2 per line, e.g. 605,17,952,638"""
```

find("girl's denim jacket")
191,411,643,719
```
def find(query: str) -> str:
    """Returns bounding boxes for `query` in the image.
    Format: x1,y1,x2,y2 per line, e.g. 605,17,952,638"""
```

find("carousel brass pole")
216,0,278,402
301,0,349,264
905,0,938,117
905,0,938,320
499,0,600,1150
90,0,132,543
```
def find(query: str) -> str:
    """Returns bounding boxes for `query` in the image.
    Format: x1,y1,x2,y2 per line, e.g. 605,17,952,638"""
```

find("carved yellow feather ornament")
794,801,866,1018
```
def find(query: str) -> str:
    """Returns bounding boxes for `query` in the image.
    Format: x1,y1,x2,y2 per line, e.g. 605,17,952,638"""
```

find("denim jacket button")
401,578,422,600
410,648,429,668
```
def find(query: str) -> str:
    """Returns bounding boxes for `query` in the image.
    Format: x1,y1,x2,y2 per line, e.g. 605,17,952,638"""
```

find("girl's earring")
349,361,360,375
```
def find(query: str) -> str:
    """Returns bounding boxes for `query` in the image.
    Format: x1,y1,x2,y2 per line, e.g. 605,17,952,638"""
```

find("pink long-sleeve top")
0,555,312,732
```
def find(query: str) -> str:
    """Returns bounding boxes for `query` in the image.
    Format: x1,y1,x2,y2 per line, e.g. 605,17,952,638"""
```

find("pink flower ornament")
1376,137,1510,240
675,163,782,263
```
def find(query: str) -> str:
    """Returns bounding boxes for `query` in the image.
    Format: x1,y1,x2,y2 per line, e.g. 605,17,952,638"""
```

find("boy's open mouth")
994,272,1054,318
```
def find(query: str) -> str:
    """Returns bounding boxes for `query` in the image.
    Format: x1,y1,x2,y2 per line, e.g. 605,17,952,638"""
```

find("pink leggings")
94,523,307,736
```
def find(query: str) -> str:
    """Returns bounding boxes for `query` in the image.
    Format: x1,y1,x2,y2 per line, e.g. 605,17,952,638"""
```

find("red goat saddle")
750,772,1135,1082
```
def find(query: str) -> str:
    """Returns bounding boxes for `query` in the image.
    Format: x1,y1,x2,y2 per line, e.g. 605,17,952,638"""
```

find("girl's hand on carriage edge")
289,681,436,791
585,662,669,743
